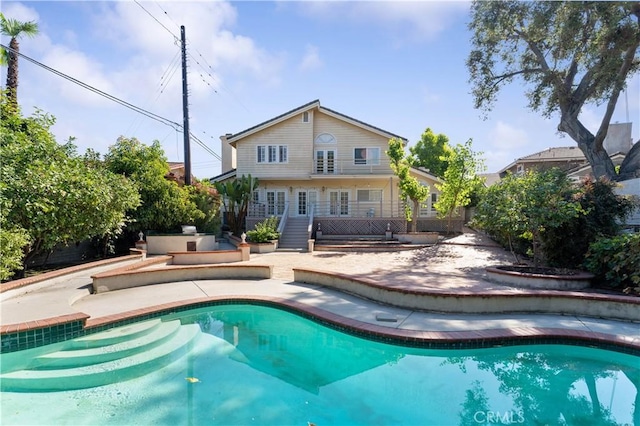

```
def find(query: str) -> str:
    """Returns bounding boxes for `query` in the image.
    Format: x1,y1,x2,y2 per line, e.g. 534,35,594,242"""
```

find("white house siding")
235,114,314,179
616,178,640,227
313,112,392,175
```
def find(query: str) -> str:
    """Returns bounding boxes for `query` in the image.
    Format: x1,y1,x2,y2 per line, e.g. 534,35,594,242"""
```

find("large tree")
0,97,140,274
0,13,39,109
468,1,640,181
408,128,453,178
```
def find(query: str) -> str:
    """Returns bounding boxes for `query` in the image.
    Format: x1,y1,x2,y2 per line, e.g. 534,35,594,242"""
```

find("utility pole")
181,25,192,185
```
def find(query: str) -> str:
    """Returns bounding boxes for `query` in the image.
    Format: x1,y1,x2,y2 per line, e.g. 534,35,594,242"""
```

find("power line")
149,0,249,113
1,43,184,132
134,0,179,42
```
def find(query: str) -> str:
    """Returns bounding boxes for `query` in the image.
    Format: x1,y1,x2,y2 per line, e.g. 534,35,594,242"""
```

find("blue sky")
2,1,638,179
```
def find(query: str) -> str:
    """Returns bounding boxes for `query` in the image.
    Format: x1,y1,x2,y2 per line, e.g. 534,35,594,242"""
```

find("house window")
357,189,382,202
257,145,288,163
316,149,336,174
257,146,266,163
302,111,309,123
266,190,286,215
354,147,380,165
431,193,438,211
516,164,524,174
315,133,336,144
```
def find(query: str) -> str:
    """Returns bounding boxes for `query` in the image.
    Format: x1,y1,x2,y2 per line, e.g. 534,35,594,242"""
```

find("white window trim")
356,189,383,202
257,144,288,164
302,111,310,123
354,147,380,165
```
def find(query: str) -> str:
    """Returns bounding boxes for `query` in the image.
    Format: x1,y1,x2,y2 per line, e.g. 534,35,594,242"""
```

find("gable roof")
225,99,407,144
209,168,237,184
498,146,586,174
410,166,444,184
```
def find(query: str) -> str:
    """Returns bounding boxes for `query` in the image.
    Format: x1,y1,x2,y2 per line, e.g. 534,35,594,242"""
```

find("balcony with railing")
310,155,393,176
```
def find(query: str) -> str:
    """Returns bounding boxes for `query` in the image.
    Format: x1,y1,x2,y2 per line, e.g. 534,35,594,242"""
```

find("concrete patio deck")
1,230,638,353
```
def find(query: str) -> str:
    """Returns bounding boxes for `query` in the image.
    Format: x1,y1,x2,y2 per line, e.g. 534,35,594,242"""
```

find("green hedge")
584,233,640,288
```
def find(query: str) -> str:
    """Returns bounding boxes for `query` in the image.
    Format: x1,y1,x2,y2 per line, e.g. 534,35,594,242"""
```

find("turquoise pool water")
1,304,638,425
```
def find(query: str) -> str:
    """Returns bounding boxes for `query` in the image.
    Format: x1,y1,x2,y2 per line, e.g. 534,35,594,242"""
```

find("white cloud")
296,1,469,43
40,45,117,107
0,2,39,23
420,85,440,104
489,121,530,150
298,44,322,72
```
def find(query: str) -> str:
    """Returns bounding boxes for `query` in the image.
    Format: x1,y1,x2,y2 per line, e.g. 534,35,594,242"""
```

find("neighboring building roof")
498,146,585,174
209,168,237,184
225,99,407,144
410,166,444,184
168,162,185,170
479,173,502,187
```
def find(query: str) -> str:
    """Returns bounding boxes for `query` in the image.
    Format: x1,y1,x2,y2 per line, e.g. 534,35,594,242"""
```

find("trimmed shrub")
541,177,637,268
584,233,640,288
246,217,280,243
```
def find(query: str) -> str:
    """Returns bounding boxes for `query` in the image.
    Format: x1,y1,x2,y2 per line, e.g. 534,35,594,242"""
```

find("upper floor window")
516,164,524,174
302,111,310,123
257,145,288,163
315,133,336,144
354,147,380,165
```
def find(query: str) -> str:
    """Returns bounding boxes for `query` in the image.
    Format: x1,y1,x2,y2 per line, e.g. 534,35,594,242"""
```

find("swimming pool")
1,304,638,425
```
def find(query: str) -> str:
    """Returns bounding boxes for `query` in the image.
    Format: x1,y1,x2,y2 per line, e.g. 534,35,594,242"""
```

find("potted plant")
246,217,280,253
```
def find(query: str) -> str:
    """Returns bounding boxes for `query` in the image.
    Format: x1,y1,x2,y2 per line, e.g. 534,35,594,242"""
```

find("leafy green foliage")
408,128,452,178
214,174,258,236
104,137,205,233
0,196,30,280
467,1,640,180
187,181,221,233
0,97,140,273
387,137,429,232
246,216,280,243
541,177,638,268
472,169,582,265
584,233,640,289
434,139,485,233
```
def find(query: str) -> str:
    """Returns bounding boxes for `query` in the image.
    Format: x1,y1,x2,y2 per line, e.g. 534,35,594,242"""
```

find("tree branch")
490,68,544,86
594,36,640,151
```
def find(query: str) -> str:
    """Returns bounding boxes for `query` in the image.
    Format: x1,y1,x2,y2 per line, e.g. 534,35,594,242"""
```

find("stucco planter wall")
146,234,216,255
395,232,439,244
249,241,278,253
486,266,593,290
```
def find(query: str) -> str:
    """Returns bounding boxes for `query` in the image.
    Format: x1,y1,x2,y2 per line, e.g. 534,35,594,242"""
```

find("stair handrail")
276,203,289,235
307,203,315,240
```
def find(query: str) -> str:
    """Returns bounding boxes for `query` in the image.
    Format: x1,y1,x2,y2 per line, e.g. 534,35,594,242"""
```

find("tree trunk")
410,199,419,233
618,141,640,180
558,114,617,180
6,37,19,109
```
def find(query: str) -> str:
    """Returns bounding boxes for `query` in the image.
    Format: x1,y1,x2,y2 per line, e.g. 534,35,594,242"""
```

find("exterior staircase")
0,319,201,392
278,217,310,250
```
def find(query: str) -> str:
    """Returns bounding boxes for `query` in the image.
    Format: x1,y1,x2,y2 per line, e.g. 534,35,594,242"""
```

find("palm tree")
0,13,38,108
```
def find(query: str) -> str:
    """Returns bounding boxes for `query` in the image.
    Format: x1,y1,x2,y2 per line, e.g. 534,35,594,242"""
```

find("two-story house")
211,100,450,249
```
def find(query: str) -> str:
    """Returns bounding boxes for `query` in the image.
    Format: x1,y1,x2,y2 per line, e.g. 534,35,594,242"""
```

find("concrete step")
0,322,201,391
32,321,182,369
68,318,163,349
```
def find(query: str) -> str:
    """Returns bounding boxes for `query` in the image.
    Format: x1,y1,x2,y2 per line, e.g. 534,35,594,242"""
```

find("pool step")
0,321,201,392
32,320,182,369
69,318,164,349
